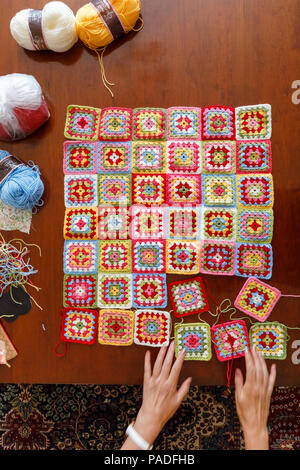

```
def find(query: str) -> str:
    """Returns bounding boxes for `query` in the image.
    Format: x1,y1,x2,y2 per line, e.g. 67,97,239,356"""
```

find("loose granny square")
236,140,272,173
234,277,281,322
132,174,166,206
63,274,97,308
134,309,170,347
169,276,209,318
166,240,201,274
98,309,134,346
98,174,131,206
64,175,98,207
167,141,201,173
202,141,236,174
211,320,250,361
99,240,132,273
132,141,166,173
237,209,273,243
132,273,167,308
166,175,201,205
201,207,236,241
235,104,271,140
202,106,235,140
174,323,211,360
98,107,132,141
64,105,101,141
98,274,132,309
133,108,166,140
98,207,129,239
167,207,201,240
64,207,98,240
167,107,201,140
249,322,287,359
63,141,97,174
63,240,98,274
236,243,273,279
200,241,236,275
202,175,236,206
131,206,166,239
132,240,165,273
97,142,131,173
237,174,274,208
61,308,98,345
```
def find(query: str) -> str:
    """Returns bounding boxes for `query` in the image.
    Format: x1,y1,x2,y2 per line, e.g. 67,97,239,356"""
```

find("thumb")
234,368,244,396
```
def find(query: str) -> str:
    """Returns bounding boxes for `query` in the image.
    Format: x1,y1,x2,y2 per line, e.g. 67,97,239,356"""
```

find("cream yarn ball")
10,1,78,53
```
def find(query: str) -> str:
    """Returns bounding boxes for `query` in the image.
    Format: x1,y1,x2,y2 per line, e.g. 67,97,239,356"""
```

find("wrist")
134,408,164,445
243,427,269,450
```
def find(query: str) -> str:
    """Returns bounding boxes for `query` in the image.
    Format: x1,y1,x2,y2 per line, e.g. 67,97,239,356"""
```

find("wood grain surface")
0,0,299,384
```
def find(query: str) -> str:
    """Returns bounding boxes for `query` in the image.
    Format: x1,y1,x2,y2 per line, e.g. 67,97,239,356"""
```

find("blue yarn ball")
0,150,44,210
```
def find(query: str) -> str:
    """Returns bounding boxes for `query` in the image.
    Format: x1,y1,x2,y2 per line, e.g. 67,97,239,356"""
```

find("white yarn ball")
10,1,78,53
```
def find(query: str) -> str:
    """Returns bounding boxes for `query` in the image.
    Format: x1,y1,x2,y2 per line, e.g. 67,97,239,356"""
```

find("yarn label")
28,9,48,51
0,155,23,185
91,0,125,40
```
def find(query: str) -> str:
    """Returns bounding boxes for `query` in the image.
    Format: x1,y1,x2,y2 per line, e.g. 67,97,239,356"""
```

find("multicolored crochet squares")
97,142,131,173
236,243,273,279
132,273,167,308
237,174,273,208
169,277,209,318
202,175,236,207
132,240,165,273
200,241,235,275
167,141,201,173
131,206,166,239
63,241,98,274
98,274,132,309
99,240,131,273
167,107,201,140
132,174,166,206
133,108,166,140
98,108,132,141
63,141,97,174
174,323,211,360
235,277,281,322
166,240,200,274
64,175,97,207
236,140,272,173
236,104,271,140
249,322,287,360
64,207,98,240
63,274,97,308
202,141,236,173
167,175,201,205
64,105,100,141
61,308,98,345
168,207,201,239
211,320,250,361
202,106,235,140
201,208,236,240
98,309,134,346
134,309,170,347
98,174,131,206
237,209,273,243
132,142,166,173
98,207,129,239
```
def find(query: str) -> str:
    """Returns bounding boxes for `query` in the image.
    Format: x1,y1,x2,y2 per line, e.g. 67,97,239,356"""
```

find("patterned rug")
0,385,298,450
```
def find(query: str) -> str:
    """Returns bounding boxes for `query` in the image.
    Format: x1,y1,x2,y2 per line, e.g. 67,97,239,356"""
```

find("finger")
144,350,151,384
176,377,192,405
257,349,269,387
168,347,186,386
234,368,244,396
267,363,276,397
160,341,176,379
251,346,265,385
152,345,168,378
244,346,255,383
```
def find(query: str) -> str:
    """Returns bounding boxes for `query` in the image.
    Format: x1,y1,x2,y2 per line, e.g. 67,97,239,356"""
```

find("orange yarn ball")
75,0,141,50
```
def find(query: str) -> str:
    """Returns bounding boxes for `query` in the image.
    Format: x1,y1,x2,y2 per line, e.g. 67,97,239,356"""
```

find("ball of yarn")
0,73,50,142
10,1,78,53
76,0,141,50
0,151,44,211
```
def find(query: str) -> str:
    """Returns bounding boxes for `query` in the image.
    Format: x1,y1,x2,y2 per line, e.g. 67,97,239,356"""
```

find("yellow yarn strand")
95,47,114,98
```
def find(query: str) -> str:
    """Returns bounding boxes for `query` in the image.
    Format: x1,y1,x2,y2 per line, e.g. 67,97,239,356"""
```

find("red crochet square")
211,320,250,362
60,308,98,345
168,276,209,318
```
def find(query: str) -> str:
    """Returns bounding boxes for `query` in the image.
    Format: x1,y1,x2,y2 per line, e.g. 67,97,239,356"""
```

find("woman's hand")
235,346,276,450
121,341,192,450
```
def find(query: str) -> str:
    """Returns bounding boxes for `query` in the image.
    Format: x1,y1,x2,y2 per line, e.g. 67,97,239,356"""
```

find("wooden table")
0,0,299,385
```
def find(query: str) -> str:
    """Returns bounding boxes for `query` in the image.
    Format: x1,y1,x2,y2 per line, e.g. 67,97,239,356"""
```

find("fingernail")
180,348,186,356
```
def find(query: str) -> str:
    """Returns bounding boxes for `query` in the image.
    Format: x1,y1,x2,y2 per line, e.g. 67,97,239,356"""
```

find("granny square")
132,240,165,273
134,309,170,347
249,322,287,359
132,273,167,308
63,141,97,174
167,206,201,239
202,106,235,140
236,140,272,173
63,274,97,308
234,277,281,322
63,240,98,274
133,108,166,140
235,104,272,140
132,174,166,206
174,323,211,360
98,207,129,239
61,308,98,345
98,273,132,309
236,243,273,279
237,209,273,243
200,241,235,275
201,207,236,241
202,141,236,173
166,174,201,205
64,207,98,240
202,175,236,207
167,107,201,140
64,105,101,141
131,206,166,239
98,174,131,206
237,174,274,208
166,240,201,274
167,141,201,173
211,320,250,361
98,309,134,346
98,107,132,141
97,142,131,173
98,240,132,273
132,141,166,173
169,276,209,318
64,175,98,207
